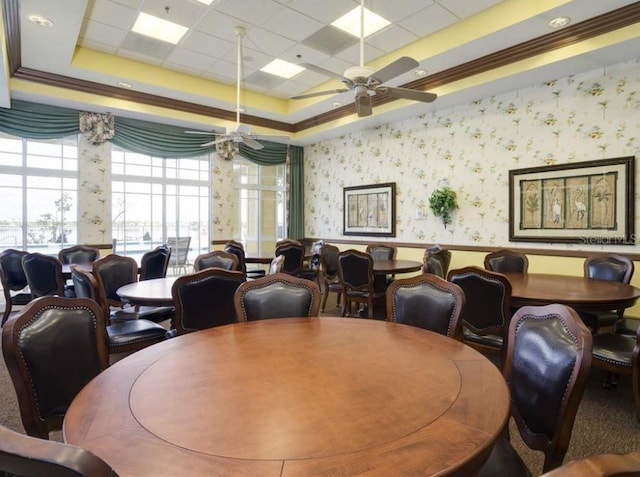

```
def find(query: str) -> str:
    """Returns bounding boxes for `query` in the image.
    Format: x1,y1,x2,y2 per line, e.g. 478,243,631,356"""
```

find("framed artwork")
509,156,635,244
344,182,396,237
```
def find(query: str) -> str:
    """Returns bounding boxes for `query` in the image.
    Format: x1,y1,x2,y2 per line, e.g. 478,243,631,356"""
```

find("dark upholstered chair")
21,253,66,299
447,266,512,364
71,265,169,355
299,240,322,286
58,245,100,265
171,268,246,335
223,240,266,279
193,250,239,272
234,273,321,321
590,326,640,421
581,254,634,332
1,296,109,439
386,274,465,340
58,245,101,297
167,237,191,275
92,254,173,324
366,243,397,287
540,449,640,477
475,304,593,476
0,249,32,325
365,244,396,261
268,255,285,275
337,249,385,318
275,242,305,276
422,246,452,278
139,244,171,280
320,244,341,312
0,423,118,477
484,248,529,273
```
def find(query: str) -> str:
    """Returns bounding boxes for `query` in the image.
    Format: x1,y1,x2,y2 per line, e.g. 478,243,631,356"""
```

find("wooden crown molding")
4,2,640,134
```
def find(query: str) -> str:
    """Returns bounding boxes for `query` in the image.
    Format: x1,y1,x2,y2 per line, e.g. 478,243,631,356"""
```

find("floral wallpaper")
78,135,111,244
304,58,640,252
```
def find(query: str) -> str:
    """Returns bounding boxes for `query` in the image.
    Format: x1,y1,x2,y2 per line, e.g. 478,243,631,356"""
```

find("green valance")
0,99,79,138
239,140,288,165
111,117,217,158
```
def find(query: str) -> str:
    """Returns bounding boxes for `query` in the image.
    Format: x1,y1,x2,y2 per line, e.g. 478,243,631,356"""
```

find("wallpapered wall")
303,59,640,252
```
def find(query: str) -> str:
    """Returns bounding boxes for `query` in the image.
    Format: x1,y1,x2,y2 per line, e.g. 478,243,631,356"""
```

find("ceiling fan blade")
200,137,232,147
369,57,419,84
376,86,437,103
242,137,265,150
291,88,350,100
255,134,290,140
355,94,372,117
300,63,353,85
185,130,222,136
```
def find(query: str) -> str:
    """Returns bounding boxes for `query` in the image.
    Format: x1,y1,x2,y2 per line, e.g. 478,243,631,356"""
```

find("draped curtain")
0,100,305,239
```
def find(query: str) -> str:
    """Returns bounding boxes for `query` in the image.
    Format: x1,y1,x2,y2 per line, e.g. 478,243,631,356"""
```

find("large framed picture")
344,182,396,237
509,156,635,244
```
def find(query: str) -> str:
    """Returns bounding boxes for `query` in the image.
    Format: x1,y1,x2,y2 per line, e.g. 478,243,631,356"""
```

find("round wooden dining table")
63,317,509,477
373,258,422,274
502,272,640,311
117,276,177,306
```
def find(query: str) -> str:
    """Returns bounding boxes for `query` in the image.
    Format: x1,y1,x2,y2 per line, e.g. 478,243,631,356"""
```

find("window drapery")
0,100,305,239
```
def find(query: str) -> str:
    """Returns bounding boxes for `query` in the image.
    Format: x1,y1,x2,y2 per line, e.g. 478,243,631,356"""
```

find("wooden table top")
373,258,422,274
63,317,509,477
117,276,177,306
502,272,640,311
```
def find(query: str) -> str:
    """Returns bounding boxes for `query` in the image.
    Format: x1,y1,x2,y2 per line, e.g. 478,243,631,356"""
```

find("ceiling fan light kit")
291,0,437,117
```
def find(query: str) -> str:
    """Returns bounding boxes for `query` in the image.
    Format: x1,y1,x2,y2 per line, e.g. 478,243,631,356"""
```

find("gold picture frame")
344,182,396,237
509,156,635,244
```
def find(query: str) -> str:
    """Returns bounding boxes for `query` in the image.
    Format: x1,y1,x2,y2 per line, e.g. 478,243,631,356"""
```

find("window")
233,157,286,255
0,132,78,253
112,148,211,264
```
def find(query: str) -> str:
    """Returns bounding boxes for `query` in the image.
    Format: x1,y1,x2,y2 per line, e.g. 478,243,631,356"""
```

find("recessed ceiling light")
28,15,54,27
261,59,305,79
414,69,427,77
117,82,132,89
331,6,390,38
193,0,215,5
132,12,188,44
332,102,342,107
548,17,570,29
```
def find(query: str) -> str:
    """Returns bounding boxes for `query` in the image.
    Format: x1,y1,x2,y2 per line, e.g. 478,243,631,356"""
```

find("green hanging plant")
429,187,458,228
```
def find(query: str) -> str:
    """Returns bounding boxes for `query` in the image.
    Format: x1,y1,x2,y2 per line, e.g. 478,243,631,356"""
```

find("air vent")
120,32,175,60
302,26,358,55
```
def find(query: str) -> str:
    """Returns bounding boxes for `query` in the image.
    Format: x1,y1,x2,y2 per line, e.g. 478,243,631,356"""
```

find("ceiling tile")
285,0,357,24
260,8,324,42
119,32,176,60
83,0,138,31
80,19,128,48
399,4,458,37
179,30,236,58
213,0,284,27
366,0,436,23
166,47,216,72
366,25,418,54
436,0,503,19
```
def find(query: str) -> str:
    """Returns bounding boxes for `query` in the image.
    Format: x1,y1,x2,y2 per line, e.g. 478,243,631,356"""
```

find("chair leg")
633,366,640,423
321,290,329,312
341,298,348,317
367,299,374,319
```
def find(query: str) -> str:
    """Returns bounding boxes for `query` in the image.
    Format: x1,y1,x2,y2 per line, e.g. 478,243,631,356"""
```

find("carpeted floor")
0,295,638,476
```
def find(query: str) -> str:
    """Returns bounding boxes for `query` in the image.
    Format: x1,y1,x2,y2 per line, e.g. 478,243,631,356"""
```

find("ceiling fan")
186,26,286,150
291,0,437,117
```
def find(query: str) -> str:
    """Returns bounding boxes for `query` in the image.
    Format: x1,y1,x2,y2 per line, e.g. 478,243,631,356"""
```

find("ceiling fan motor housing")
344,65,375,83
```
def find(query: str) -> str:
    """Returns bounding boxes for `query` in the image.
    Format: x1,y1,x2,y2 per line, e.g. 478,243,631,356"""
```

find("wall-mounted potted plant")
429,187,458,228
